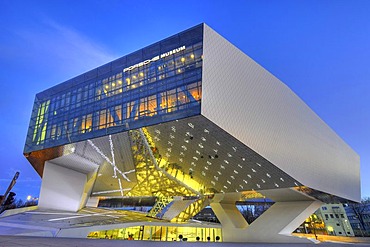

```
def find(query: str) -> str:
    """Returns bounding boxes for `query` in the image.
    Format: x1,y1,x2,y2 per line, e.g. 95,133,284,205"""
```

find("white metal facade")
201,24,360,202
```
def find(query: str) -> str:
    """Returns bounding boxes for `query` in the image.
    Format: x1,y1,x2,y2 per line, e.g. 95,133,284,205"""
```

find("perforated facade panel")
201,24,360,202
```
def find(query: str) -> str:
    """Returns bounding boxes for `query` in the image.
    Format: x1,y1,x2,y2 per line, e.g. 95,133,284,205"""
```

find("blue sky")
0,0,369,201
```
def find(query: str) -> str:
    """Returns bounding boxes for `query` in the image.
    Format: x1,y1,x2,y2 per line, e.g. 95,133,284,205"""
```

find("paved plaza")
1,208,370,246
1,235,370,247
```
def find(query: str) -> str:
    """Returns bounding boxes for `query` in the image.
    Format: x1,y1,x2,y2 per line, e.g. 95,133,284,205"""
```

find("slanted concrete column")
210,188,322,243
38,153,98,212
210,192,248,229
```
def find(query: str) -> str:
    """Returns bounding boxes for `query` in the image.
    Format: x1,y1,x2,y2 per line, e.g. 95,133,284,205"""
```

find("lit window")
181,57,185,62
190,54,195,59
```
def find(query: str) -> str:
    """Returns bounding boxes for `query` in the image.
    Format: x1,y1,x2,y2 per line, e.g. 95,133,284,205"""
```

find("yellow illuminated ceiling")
27,115,302,203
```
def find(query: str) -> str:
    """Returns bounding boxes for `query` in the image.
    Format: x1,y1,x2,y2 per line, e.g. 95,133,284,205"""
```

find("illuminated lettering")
123,46,185,73
160,46,186,59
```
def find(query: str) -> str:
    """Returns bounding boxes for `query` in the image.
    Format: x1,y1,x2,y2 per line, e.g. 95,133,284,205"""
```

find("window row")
324,213,345,219
33,62,202,119
31,79,201,126
31,83,201,145
41,47,202,114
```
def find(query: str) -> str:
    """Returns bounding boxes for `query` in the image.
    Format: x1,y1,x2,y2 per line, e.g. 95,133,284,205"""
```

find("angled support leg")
210,192,248,229
210,188,322,243
38,153,98,212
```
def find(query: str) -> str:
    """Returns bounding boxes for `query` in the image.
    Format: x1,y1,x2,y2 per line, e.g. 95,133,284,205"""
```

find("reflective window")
25,36,203,153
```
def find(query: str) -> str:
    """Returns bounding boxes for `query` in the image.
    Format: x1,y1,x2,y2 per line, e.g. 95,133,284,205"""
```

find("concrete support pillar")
38,153,98,212
210,188,322,243
210,192,248,229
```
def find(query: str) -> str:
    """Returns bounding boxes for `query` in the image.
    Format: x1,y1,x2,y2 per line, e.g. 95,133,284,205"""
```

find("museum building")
22,23,360,242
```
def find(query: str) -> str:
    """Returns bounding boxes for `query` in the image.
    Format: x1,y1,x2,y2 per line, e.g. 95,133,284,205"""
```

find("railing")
147,196,174,218
138,129,200,196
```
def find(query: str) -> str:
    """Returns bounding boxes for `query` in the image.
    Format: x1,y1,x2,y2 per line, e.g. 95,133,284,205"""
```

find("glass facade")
87,225,222,242
25,24,203,153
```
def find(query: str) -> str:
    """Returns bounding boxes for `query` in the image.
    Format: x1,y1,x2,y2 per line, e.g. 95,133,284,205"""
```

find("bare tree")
348,197,370,236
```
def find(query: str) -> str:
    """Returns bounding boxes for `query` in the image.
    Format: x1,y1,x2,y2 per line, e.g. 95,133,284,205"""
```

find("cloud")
0,168,39,182
14,18,117,74
44,19,116,66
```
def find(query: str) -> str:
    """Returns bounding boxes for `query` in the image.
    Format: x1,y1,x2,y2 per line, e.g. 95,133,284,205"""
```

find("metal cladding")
201,24,360,202
24,23,360,205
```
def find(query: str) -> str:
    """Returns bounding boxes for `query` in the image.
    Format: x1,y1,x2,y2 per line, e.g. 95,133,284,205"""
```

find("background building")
316,204,354,237
17,23,360,242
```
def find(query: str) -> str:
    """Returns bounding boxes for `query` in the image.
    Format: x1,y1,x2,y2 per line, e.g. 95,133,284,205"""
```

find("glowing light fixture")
88,136,135,183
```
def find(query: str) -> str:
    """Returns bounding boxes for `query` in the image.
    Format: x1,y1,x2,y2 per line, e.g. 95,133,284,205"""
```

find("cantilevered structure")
22,23,360,242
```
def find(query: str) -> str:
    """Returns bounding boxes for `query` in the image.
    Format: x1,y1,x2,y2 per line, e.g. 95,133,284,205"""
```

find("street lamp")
327,226,334,235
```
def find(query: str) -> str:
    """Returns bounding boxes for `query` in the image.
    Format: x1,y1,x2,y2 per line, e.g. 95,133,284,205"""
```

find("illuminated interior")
87,225,222,242
25,40,203,153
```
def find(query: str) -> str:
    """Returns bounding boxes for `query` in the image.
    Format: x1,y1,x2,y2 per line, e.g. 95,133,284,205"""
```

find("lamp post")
311,221,318,240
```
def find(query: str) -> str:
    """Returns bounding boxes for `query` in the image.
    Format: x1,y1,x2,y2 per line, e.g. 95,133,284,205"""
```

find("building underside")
22,115,349,242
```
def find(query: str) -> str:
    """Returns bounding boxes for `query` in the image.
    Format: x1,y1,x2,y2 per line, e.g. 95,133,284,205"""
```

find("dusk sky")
0,0,369,201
